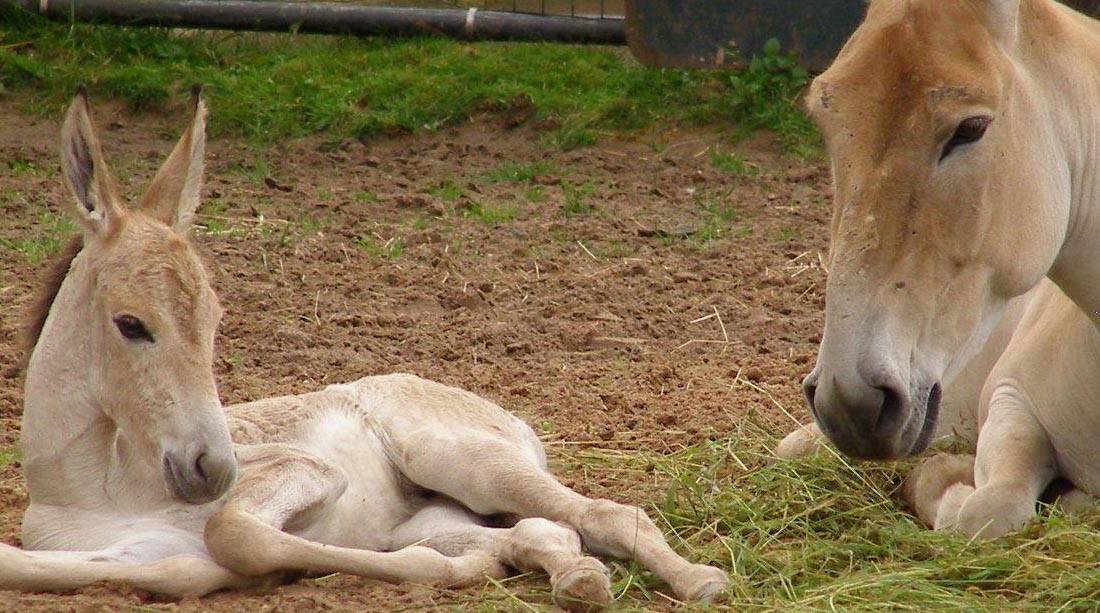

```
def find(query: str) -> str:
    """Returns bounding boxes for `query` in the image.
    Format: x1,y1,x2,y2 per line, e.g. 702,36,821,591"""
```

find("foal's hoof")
551,558,612,612
677,565,730,603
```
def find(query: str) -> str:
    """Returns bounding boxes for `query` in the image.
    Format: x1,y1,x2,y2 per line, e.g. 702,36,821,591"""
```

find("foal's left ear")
139,85,207,233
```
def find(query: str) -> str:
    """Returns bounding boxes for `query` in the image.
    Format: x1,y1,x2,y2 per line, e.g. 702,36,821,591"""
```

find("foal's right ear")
60,86,123,237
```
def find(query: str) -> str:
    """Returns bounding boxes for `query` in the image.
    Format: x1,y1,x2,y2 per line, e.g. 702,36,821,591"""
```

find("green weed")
477,161,558,184
428,180,465,203
560,180,598,218
710,148,756,175
727,38,819,159
462,200,519,225
0,211,77,263
355,234,404,258
691,195,740,249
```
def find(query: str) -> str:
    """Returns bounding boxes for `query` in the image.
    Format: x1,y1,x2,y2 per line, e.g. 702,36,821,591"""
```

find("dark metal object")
626,0,865,71
1064,0,1100,14
4,0,625,44
624,0,1100,72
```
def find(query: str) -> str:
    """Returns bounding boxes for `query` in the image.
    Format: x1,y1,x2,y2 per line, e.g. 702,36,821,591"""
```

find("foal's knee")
203,505,282,576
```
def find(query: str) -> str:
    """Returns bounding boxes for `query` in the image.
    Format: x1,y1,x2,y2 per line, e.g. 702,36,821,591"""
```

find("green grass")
462,200,520,225
690,194,741,250
468,417,1100,611
560,180,598,218
0,211,77,263
710,148,757,175
355,234,405,258
476,161,559,184
0,8,818,154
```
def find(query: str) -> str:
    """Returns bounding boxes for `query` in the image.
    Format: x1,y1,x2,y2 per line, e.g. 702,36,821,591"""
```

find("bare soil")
0,98,830,611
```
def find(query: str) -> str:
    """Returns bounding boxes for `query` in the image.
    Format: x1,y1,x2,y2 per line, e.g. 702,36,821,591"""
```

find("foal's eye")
940,115,993,161
113,314,154,343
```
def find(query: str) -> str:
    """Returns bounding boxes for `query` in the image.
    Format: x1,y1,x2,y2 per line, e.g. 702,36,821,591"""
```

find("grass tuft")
479,416,1100,611
0,9,818,154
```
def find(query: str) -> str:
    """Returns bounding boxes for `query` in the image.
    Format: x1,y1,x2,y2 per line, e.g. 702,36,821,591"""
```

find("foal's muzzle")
163,443,237,504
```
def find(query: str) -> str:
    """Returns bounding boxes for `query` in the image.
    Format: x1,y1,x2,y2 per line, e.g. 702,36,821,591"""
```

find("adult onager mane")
0,89,728,609
783,0,1100,537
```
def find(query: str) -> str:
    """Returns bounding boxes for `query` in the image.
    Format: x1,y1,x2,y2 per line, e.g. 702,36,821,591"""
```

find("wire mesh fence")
440,1,624,18
352,0,624,19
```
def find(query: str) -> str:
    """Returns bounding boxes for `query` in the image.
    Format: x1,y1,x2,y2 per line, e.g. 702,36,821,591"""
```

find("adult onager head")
802,0,1091,460
2,90,728,610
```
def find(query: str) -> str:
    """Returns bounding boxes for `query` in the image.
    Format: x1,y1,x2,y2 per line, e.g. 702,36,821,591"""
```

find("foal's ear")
139,85,207,233
60,86,123,237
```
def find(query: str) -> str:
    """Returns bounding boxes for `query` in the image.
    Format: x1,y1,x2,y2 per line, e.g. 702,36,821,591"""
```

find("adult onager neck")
1,89,728,609
795,0,1100,537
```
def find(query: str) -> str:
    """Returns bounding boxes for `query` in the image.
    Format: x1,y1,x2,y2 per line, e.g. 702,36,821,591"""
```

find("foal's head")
802,0,1069,459
27,87,235,503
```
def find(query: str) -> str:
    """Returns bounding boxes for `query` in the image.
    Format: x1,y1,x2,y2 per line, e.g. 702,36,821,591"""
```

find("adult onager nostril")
807,368,917,460
801,373,820,418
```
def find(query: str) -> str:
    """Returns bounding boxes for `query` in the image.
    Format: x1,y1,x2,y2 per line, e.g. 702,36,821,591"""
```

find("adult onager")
786,0,1100,538
1,88,728,609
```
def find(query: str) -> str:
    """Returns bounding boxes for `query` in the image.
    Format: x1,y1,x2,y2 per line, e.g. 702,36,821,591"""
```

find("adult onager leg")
905,283,1100,537
2,88,727,609
796,0,1100,537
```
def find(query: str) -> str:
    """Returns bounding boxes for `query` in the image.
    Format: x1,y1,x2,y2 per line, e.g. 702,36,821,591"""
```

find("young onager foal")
1,88,728,609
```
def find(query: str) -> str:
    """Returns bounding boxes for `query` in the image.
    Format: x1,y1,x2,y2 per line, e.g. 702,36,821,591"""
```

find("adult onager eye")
940,116,993,161
113,314,154,343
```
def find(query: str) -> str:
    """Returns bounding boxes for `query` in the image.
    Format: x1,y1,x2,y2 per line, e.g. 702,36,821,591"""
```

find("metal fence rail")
3,0,625,43
438,1,624,19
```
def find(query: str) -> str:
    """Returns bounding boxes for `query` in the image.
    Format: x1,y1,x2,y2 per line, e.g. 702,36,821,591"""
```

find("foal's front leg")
0,541,260,596
202,444,504,586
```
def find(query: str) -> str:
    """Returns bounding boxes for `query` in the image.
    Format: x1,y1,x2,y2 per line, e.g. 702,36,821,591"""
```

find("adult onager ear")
60,85,124,237
138,84,207,232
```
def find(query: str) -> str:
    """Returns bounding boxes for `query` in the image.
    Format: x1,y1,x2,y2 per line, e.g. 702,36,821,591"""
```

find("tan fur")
786,0,1100,538
0,90,728,610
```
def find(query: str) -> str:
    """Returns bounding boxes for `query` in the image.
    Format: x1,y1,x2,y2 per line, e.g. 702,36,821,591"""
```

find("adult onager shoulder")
782,0,1100,538
1,88,728,609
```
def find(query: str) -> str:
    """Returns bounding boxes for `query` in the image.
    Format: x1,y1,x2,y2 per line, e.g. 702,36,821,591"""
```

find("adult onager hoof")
775,422,828,460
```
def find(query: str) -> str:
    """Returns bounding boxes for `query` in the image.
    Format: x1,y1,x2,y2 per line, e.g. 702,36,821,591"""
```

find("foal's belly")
286,407,416,551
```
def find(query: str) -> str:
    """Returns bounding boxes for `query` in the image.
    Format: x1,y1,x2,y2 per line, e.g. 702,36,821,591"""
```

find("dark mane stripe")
19,235,84,371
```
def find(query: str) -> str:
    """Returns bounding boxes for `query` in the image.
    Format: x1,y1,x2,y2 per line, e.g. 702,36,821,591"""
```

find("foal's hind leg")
396,433,728,603
392,503,612,611
203,444,504,586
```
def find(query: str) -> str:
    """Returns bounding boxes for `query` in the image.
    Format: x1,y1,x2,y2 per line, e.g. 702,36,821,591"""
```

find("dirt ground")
0,97,830,611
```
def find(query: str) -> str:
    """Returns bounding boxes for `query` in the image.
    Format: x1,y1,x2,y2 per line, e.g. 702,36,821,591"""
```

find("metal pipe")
4,0,625,44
